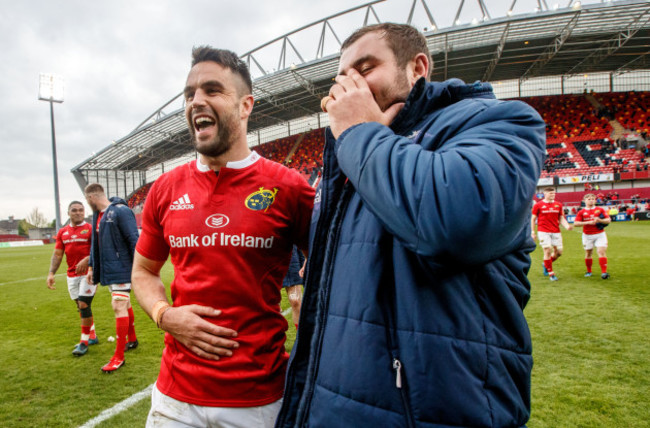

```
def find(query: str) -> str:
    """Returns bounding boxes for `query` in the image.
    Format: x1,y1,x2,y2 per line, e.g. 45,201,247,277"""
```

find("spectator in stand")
531,187,573,281
573,194,611,279
46,201,98,356
85,183,140,372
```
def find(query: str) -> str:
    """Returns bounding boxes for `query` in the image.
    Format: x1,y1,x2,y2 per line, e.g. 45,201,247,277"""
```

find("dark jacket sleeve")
116,205,139,258
336,99,545,265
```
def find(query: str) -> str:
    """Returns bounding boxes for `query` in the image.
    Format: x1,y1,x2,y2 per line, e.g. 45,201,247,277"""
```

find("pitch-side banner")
558,173,614,184
537,177,554,186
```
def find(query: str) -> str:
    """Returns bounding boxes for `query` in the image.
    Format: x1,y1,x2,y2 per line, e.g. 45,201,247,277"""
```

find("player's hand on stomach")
161,304,239,361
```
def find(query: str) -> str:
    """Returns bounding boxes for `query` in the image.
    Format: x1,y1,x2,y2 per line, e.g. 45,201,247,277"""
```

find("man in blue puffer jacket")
276,23,545,427
85,183,140,373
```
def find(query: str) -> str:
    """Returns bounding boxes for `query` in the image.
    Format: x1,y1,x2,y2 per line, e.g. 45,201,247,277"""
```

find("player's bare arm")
327,69,403,139
560,215,573,231
530,214,538,239
75,256,89,276
596,216,611,225
47,248,64,290
132,251,239,361
573,219,596,227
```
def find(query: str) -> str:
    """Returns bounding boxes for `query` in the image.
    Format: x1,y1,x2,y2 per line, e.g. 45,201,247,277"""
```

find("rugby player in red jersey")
573,193,611,279
47,201,98,356
132,47,314,427
531,187,573,281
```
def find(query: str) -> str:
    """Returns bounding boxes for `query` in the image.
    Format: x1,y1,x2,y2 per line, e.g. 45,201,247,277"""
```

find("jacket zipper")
392,356,415,428
276,135,347,428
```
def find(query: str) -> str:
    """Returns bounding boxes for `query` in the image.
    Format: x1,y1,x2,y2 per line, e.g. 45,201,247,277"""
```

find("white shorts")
538,232,563,249
67,275,97,301
582,232,608,250
108,283,132,293
146,384,282,428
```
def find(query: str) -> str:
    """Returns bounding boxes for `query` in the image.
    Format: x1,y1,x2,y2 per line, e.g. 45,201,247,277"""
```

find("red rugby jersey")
136,152,314,407
55,222,92,277
575,207,609,235
532,200,564,233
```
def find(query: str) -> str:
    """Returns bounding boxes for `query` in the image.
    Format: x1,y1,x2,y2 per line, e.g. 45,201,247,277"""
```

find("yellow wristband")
151,300,171,329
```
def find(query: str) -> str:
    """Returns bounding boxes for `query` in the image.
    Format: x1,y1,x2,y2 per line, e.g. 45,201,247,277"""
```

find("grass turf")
0,221,647,427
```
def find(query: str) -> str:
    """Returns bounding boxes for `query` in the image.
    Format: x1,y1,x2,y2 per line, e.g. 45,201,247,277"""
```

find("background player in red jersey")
573,193,611,279
132,47,314,427
531,187,573,281
47,201,98,356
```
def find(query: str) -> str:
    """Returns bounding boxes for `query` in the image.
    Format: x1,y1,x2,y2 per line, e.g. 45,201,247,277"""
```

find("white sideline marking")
0,273,64,286
282,307,292,317
79,384,153,428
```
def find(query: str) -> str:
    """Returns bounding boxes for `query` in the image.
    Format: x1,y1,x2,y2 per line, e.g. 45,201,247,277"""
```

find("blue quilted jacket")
89,197,139,285
276,78,545,427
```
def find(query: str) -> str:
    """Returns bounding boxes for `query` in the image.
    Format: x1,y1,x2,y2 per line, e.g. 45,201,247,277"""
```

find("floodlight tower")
38,73,64,232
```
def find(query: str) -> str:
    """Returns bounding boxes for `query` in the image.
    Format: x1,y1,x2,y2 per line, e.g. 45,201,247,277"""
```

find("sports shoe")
601,273,610,279
549,275,559,281
72,343,88,356
88,337,99,345
543,264,549,276
101,357,125,373
124,340,139,352
584,272,592,278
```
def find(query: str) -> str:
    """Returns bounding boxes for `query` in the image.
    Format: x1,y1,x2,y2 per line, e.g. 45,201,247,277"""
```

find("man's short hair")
341,23,432,80
584,193,596,200
68,200,84,210
191,46,253,95
543,187,556,193
84,183,105,195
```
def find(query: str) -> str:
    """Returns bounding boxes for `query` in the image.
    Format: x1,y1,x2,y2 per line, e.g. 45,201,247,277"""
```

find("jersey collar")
196,151,261,172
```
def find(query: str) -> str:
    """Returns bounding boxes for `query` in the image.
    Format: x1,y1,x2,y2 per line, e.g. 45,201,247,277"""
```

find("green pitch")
0,222,647,427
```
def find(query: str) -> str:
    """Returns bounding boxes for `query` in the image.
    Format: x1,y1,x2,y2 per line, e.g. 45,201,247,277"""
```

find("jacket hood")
391,77,496,135
109,196,128,206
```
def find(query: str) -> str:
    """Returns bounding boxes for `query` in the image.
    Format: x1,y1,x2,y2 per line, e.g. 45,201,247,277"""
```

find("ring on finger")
320,96,333,113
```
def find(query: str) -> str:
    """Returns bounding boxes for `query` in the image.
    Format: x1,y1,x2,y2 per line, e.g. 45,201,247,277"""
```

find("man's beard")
376,71,411,112
190,108,239,158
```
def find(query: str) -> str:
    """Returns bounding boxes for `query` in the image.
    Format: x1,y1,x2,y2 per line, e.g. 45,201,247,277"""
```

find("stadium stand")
0,234,28,242
284,129,324,180
127,182,154,210
518,92,648,178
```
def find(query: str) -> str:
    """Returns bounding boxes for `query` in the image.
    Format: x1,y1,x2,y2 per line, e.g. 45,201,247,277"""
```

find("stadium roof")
72,0,650,186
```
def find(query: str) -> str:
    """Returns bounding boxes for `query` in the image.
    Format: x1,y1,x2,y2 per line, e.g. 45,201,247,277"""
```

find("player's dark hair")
543,187,556,192
341,23,432,81
68,200,84,210
191,46,253,95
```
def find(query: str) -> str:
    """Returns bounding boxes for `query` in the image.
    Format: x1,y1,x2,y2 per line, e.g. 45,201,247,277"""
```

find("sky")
0,0,562,223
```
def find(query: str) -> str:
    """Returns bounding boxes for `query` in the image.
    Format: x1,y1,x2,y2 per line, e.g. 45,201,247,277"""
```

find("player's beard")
190,107,240,158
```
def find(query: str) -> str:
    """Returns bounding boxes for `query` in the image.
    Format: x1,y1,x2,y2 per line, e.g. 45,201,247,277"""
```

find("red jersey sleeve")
54,228,64,250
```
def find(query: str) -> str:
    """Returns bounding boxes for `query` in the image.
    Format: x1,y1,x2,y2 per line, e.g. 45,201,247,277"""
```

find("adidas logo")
169,194,194,211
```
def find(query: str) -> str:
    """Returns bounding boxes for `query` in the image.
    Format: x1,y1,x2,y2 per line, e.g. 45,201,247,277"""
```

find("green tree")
17,220,31,237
